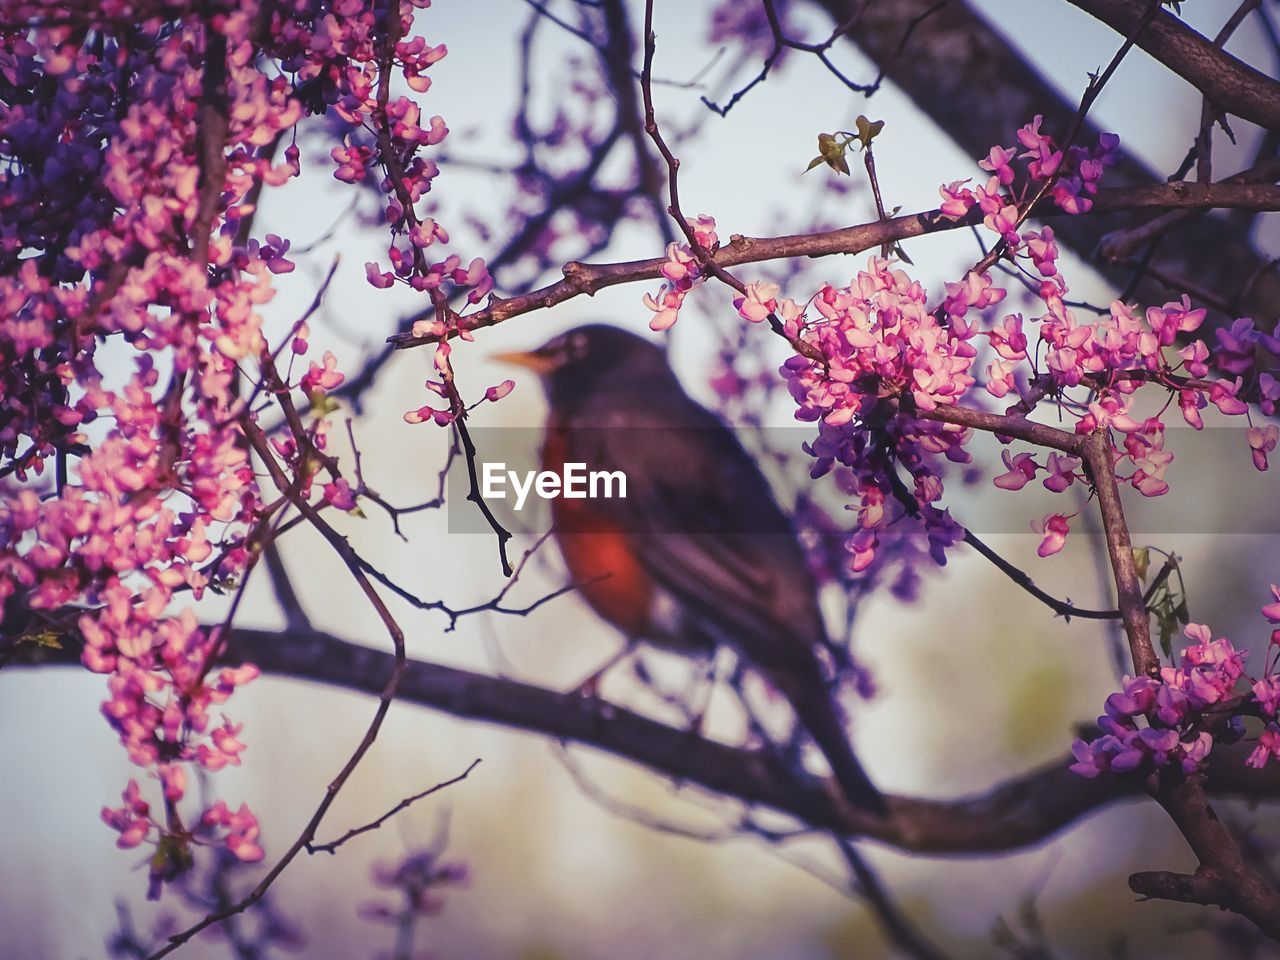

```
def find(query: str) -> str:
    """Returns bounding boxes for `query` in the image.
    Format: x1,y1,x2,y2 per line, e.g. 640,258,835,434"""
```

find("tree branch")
389,181,1280,349
13,626,1280,857
1080,433,1280,938
1065,0,1280,133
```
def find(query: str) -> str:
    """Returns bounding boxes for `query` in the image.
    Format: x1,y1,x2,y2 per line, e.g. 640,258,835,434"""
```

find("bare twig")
352,530,592,631
837,840,952,960
701,0,944,116
308,759,481,855
961,528,1175,623
1098,157,1280,264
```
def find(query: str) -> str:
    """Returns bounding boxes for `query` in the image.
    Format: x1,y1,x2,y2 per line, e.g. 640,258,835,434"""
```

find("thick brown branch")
191,17,228,268
1082,436,1280,938
1081,433,1156,676
1098,157,1280,263
917,402,1085,455
1065,0,1280,133
1137,775,1280,939
14,627,1280,856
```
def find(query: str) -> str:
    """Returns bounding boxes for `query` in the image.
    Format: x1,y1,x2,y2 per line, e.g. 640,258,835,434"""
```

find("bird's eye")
569,333,588,358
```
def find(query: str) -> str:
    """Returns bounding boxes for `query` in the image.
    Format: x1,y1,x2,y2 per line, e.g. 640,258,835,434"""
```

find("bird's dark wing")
560,395,887,816
561,397,828,669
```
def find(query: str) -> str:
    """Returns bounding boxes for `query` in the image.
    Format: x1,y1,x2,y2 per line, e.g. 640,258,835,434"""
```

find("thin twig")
837,839,952,960
308,759,481,854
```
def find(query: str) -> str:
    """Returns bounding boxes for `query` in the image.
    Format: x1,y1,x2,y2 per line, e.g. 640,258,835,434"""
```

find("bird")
494,323,886,815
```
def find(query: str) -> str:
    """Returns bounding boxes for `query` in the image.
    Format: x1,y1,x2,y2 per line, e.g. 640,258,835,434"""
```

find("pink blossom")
1247,726,1280,769
1105,675,1158,718
1248,425,1278,472
1214,318,1263,375
985,313,1028,361
1209,378,1249,416
1177,339,1209,378
1253,676,1280,717
937,180,976,219
365,262,396,288
1042,453,1079,493
1033,513,1070,557
301,351,346,396
1260,373,1279,417
1022,227,1058,277
993,450,1037,490
1262,585,1280,624
202,801,265,862
101,781,152,849
734,281,780,324
323,479,358,510
978,145,1017,185
985,358,1017,398
642,216,718,331
484,379,515,402
846,529,878,573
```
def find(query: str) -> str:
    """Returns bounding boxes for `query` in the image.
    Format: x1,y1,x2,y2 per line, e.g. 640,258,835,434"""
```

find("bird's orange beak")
491,349,559,375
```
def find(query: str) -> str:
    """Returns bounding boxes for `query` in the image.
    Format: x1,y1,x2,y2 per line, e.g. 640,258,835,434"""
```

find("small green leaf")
1132,546,1150,582
152,833,195,883
854,115,884,149
1154,599,1178,658
1146,556,1190,660
893,243,914,266
28,629,63,649
814,132,850,175
310,394,340,417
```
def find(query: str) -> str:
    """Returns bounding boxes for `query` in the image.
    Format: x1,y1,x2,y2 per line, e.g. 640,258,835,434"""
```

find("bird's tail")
789,680,887,816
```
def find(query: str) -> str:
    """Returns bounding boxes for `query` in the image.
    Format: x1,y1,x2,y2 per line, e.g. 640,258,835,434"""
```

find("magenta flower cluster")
1072,590,1280,778
1,0,482,897
668,116,1278,567
643,214,720,332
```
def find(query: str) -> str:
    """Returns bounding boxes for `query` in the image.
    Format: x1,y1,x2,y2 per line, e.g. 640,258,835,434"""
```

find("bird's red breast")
542,417,654,638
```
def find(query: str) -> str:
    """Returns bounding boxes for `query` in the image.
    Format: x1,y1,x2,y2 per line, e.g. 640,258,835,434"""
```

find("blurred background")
4,1,1280,957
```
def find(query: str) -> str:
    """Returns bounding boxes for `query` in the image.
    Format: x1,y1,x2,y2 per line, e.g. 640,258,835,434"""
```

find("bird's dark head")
493,324,673,410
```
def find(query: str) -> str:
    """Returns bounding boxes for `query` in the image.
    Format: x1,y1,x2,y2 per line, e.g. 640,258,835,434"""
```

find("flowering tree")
4,0,1280,957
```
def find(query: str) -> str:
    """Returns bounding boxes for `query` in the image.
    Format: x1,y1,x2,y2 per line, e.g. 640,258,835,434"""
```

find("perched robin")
495,324,886,815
